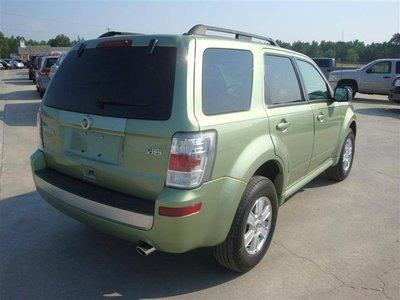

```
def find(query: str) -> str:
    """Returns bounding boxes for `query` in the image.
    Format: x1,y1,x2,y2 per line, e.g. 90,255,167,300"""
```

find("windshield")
44,45,177,120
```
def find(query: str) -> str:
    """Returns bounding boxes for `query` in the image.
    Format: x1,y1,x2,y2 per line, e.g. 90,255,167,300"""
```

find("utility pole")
107,27,111,32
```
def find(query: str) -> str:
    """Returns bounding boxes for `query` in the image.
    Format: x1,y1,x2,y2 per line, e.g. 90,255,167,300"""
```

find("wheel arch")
350,120,357,138
253,159,284,200
338,79,358,92
334,108,357,158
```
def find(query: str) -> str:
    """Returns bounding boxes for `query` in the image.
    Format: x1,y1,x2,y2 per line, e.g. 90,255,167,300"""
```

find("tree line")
1,31,399,64
277,33,399,64
0,32,83,58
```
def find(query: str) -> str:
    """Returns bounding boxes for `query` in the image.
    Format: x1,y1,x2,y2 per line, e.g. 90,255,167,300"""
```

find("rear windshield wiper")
96,100,148,109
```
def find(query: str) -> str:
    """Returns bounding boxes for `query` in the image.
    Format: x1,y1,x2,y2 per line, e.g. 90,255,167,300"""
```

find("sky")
1,0,399,44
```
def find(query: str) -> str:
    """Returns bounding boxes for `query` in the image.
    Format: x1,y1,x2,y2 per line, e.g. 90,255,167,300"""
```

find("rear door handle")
317,113,325,122
276,119,290,131
383,76,391,79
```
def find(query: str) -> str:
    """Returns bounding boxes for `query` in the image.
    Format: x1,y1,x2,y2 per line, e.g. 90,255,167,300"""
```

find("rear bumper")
31,150,246,253
34,168,154,230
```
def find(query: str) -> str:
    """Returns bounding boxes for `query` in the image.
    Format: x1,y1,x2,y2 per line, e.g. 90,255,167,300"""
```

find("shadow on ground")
0,192,239,299
0,90,41,101
355,107,399,119
2,80,34,86
2,102,41,126
352,97,394,106
3,76,34,86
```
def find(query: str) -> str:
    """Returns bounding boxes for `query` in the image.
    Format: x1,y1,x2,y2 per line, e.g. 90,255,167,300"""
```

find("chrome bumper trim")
35,175,153,230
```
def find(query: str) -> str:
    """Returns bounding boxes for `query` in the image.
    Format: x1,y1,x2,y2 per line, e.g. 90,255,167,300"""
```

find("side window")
202,49,253,115
396,62,400,74
296,60,329,101
264,55,303,105
368,61,391,74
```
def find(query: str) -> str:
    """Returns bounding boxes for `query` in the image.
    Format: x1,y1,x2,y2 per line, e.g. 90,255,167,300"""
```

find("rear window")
202,49,253,115
44,45,177,120
45,58,58,68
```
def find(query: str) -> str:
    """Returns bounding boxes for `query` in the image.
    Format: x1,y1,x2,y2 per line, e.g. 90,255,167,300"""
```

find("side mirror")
366,68,372,74
333,87,352,102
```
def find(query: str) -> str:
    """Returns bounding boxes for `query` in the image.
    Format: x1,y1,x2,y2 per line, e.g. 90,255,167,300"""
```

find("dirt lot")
1,69,399,299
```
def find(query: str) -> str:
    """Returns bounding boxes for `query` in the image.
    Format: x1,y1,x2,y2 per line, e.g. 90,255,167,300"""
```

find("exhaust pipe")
136,242,156,256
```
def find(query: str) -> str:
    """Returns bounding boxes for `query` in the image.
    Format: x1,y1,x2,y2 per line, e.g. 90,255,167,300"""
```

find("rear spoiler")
98,31,143,38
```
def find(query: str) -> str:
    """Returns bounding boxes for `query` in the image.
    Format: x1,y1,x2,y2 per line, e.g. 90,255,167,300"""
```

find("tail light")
37,109,44,150
166,131,217,189
41,68,50,76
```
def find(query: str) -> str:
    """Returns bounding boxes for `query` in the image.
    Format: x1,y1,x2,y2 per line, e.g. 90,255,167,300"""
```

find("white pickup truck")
329,59,400,97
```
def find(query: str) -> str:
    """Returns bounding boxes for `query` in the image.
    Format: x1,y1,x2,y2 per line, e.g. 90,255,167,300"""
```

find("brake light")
166,131,217,189
168,154,201,172
97,39,132,48
41,68,50,76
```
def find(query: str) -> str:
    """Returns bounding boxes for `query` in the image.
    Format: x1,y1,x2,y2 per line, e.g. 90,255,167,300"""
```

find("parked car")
11,58,25,69
49,52,67,80
312,57,335,78
1,59,12,69
36,56,59,97
389,76,400,104
31,25,357,272
32,56,44,84
21,59,29,68
329,58,400,97
28,55,42,80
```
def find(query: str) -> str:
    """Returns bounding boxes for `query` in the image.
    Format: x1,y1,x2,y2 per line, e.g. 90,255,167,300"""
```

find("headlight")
394,78,400,87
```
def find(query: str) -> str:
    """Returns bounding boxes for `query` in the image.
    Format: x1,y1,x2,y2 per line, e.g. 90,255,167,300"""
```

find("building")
17,45,71,60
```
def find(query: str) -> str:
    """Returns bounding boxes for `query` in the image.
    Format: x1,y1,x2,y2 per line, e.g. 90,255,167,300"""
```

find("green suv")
31,25,357,272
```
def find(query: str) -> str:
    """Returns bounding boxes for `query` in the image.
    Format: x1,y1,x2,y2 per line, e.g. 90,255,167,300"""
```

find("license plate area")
63,128,123,164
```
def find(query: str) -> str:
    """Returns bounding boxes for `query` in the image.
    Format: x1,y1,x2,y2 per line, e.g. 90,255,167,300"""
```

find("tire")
338,83,357,98
213,176,278,272
327,130,355,181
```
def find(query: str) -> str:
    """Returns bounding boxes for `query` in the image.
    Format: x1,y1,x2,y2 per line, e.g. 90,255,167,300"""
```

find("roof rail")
98,31,142,38
185,24,279,46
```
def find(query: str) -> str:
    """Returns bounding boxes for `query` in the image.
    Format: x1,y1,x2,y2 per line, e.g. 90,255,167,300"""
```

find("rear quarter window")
202,49,253,115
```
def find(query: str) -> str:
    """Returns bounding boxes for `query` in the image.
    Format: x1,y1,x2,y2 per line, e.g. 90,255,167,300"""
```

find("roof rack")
185,24,279,46
98,31,142,38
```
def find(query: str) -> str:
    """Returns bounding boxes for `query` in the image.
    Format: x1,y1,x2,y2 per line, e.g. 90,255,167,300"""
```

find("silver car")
49,53,67,81
329,59,400,97
36,56,59,97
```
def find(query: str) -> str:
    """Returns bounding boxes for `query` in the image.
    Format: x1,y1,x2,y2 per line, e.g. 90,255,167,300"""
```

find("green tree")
389,33,400,45
47,34,71,47
71,35,85,46
325,48,336,58
345,48,359,63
